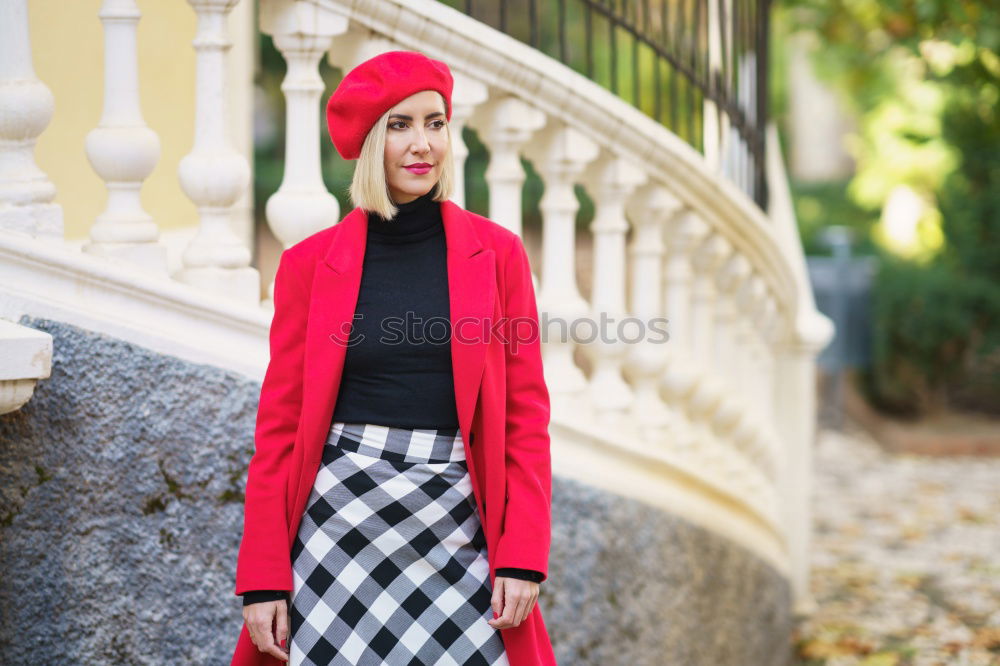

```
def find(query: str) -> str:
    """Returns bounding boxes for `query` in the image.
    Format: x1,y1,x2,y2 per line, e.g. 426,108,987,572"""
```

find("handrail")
445,0,772,209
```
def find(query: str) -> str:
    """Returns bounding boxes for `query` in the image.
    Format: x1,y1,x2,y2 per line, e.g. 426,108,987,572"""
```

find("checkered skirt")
288,422,510,666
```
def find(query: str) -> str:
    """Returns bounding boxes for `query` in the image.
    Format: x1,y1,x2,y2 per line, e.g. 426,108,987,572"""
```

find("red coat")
231,199,556,666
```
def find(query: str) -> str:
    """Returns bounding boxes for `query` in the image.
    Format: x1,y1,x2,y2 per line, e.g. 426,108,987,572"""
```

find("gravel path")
791,424,1000,665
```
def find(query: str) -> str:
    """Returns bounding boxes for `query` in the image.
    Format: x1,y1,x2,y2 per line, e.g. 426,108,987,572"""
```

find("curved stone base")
546,476,793,665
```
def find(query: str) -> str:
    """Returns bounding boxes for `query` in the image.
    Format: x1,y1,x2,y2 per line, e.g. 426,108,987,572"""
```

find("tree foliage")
779,0,1000,414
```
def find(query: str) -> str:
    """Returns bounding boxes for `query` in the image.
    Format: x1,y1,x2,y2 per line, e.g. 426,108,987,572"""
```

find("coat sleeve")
234,250,307,595
492,234,552,582
495,567,546,583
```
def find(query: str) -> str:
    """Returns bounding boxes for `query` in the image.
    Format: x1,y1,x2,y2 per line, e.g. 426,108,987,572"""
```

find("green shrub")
861,254,1000,416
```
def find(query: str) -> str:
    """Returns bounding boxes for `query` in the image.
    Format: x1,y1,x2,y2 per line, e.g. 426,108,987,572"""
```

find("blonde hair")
348,91,455,220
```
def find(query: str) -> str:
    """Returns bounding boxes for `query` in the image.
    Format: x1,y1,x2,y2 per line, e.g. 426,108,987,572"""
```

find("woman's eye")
389,120,446,130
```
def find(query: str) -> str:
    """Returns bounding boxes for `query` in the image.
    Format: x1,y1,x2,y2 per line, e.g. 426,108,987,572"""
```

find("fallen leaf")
972,626,1000,650
859,652,900,666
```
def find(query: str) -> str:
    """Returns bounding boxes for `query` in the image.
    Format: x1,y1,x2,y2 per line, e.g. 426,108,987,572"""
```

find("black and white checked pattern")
289,422,509,666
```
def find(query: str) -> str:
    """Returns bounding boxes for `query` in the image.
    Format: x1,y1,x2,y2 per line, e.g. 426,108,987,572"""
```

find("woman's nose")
411,131,430,151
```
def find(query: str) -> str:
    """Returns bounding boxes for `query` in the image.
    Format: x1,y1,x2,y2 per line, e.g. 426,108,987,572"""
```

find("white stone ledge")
0,318,53,414
0,230,270,382
550,419,791,578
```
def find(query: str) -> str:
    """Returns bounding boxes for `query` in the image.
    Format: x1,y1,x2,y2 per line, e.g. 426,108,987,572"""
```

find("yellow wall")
29,0,214,241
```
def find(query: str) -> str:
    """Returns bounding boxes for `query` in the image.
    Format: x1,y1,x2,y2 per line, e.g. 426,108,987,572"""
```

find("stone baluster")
658,208,706,455
749,296,783,484
715,253,749,383
733,274,770,469
708,248,750,441
731,271,759,403
176,0,258,304
522,123,598,414
728,265,780,504
623,184,681,441
736,284,785,502
467,95,545,236
0,0,63,237
726,268,768,477
447,73,488,209
742,275,770,417
579,153,646,426
688,231,736,477
82,0,166,274
259,0,347,303
714,254,770,476
759,297,780,427
690,232,730,375
775,313,834,616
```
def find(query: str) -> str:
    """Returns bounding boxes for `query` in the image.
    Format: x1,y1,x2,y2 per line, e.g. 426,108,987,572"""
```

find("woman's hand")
243,599,290,661
488,576,539,629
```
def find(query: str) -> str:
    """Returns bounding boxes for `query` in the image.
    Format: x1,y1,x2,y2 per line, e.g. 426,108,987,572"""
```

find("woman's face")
383,90,449,205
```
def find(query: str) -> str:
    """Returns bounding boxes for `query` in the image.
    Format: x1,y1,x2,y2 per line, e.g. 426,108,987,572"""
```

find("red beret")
325,50,454,160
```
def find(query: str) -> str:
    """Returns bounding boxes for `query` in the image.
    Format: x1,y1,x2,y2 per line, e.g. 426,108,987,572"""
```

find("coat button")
469,432,476,446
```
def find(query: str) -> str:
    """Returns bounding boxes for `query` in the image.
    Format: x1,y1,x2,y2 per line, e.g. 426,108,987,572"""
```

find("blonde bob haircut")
348,91,455,221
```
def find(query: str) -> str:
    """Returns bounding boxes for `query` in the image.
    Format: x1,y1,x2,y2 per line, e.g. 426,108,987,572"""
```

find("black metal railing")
441,0,770,210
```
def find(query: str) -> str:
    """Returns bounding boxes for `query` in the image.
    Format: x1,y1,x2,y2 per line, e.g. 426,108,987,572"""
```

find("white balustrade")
0,0,63,237
775,326,830,616
703,236,746,444
176,0,258,305
0,319,52,414
759,297,780,425
687,230,732,475
711,252,751,437
731,275,771,470
259,0,347,303
623,184,680,441
448,73,488,210
740,275,769,417
659,208,704,457
83,0,166,275
523,123,598,413
579,153,646,426
467,95,545,236
715,253,749,386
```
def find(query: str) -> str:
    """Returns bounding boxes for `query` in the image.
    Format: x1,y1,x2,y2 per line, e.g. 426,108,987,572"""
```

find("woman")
231,51,556,666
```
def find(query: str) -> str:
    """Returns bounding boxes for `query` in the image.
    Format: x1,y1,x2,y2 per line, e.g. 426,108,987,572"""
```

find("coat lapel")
441,200,496,440
300,199,496,466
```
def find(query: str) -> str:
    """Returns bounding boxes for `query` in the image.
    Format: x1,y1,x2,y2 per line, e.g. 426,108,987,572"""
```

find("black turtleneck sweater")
242,191,543,607
330,189,459,428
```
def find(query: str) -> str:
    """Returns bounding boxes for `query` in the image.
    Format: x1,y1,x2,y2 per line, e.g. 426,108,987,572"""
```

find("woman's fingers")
243,600,290,662
514,592,532,625
490,576,504,619
275,600,290,657
513,584,538,625
488,577,538,629
488,594,515,629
